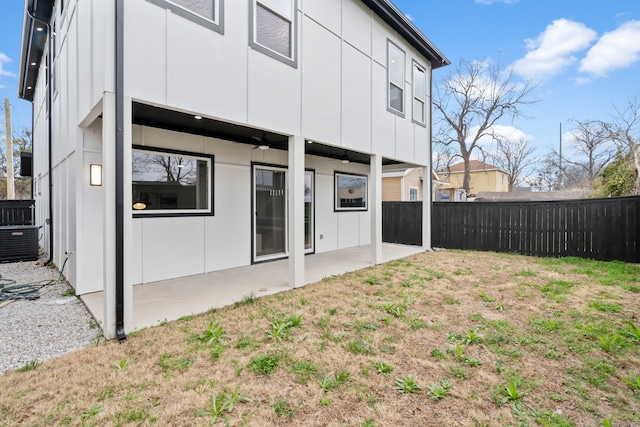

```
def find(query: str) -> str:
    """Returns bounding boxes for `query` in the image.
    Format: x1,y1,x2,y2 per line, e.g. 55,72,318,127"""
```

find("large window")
334,172,368,211
387,41,405,116
132,146,214,216
148,0,224,33
250,0,297,67
412,61,427,125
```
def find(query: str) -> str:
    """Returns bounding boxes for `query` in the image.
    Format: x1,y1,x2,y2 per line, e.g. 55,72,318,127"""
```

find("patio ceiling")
132,102,402,166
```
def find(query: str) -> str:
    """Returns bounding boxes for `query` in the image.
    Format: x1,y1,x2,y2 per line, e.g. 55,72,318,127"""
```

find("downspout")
115,0,126,342
25,7,54,266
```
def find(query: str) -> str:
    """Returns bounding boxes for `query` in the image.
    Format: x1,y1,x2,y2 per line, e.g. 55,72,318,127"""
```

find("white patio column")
422,166,432,251
102,92,117,339
288,135,305,288
370,154,382,265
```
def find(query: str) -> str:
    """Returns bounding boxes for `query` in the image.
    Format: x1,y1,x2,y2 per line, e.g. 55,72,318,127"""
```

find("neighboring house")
475,190,592,202
438,160,509,196
381,167,424,201
18,0,448,338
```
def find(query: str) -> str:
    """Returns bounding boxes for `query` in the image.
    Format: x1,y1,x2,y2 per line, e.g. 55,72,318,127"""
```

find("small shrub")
374,360,393,375
394,375,422,394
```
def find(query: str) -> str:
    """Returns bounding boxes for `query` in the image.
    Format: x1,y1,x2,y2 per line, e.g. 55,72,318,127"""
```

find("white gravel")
0,257,98,375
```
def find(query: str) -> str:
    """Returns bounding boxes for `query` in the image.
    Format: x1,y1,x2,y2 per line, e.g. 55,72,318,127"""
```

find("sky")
393,0,640,160
1,0,640,162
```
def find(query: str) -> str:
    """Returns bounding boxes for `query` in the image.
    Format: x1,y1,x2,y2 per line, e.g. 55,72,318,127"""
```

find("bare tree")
490,137,537,191
564,119,616,182
433,58,538,192
608,95,640,195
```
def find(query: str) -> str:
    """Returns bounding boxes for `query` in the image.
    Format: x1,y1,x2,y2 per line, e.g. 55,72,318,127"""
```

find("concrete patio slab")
81,243,424,332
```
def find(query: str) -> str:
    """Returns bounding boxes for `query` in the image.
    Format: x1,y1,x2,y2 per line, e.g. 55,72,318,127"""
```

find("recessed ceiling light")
27,86,32,90
194,115,202,120
31,62,37,66
36,27,43,32
258,145,269,151
307,140,313,144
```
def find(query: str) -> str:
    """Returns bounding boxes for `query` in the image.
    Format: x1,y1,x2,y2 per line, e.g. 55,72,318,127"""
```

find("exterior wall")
382,168,424,201
382,176,402,201
446,170,509,195
123,0,433,165
402,168,423,201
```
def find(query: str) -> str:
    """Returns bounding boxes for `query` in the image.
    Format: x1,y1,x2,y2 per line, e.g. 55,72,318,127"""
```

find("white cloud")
511,19,597,79
580,20,640,76
468,125,532,151
0,52,16,78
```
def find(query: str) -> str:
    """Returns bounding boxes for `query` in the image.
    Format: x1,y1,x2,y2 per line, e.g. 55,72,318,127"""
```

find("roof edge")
360,0,450,69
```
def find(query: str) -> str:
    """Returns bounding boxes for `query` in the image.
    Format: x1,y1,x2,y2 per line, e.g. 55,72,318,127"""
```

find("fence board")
0,200,35,226
426,196,640,263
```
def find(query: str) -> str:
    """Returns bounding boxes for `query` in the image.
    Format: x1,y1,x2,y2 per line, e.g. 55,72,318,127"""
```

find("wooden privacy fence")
431,197,640,262
0,200,35,226
382,202,423,246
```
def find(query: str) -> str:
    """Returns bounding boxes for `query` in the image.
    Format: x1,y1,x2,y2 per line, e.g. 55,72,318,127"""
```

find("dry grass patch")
1,250,639,426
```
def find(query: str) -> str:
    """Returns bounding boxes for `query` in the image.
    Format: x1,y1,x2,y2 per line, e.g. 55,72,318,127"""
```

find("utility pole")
4,98,14,199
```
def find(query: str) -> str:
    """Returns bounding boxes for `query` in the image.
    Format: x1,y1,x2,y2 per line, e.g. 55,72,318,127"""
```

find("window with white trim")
148,0,224,33
409,186,419,201
387,41,405,115
132,146,214,216
412,61,426,125
250,0,297,67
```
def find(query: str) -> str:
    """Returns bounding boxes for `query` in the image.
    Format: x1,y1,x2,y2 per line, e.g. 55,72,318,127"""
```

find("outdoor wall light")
90,164,102,186
132,202,147,210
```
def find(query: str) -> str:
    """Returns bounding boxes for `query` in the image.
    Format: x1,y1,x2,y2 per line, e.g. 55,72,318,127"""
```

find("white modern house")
18,0,449,339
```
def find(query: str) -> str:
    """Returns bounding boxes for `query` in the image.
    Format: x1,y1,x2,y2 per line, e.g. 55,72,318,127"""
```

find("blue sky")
2,0,640,160
394,0,640,158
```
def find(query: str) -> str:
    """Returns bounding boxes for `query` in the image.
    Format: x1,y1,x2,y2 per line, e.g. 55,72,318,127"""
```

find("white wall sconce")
90,164,102,186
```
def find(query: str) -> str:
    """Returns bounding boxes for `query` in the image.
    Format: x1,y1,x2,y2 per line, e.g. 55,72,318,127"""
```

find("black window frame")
334,171,368,212
132,145,215,218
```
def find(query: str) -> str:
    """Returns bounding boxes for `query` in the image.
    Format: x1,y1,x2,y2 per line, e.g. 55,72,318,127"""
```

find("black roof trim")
360,0,450,69
18,0,54,102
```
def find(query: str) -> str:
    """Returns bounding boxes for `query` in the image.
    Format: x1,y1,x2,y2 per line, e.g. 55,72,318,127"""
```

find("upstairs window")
412,61,427,125
148,0,224,33
250,0,297,67
387,41,405,116
132,146,214,217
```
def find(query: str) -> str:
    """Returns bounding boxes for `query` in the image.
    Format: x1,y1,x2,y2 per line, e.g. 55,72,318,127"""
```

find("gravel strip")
0,257,98,375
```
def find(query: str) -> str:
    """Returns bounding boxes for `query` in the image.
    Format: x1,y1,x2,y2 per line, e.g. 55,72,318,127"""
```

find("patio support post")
288,135,305,288
370,154,382,265
102,92,117,339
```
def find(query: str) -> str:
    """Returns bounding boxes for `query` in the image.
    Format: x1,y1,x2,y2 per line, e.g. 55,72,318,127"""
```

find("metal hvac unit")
0,226,39,263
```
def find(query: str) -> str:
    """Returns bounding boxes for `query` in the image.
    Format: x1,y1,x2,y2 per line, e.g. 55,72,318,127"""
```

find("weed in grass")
622,373,640,392
430,348,446,360
447,332,463,343
626,322,640,341
427,379,453,400
300,297,309,306
540,279,575,300
382,303,405,318
499,381,527,405
236,335,258,350
597,334,621,353
195,383,250,424
266,319,293,341
362,420,376,427
289,361,320,384
362,322,380,330
515,269,537,277
234,291,257,308
601,416,613,427
444,295,461,305
374,360,393,375
479,291,495,302
346,339,377,355
319,398,332,407
197,321,227,345
447,365,470,380
380,344,395,354
464,329,481,345
111,358,130,371
17,359,41,372
588,301,622,313
273,400,295,418
248,352,282,376
334,370,350,385
80,405,102,427
534,409,576,427
209,344,226,361
158,353,194,372
407,318,429,330
468,313,485,322
394,375,422,394
318,376,336,392
364,276,381,285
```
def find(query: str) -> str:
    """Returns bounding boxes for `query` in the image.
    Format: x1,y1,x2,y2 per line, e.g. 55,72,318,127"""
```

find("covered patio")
81,243,424,332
